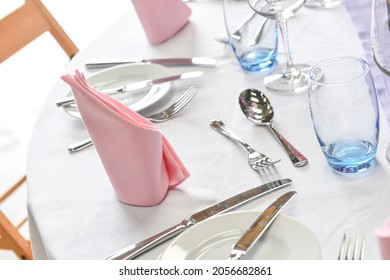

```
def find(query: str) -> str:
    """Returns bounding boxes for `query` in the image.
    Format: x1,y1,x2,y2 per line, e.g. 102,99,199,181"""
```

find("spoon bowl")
238,88,308,167
239,88,274,125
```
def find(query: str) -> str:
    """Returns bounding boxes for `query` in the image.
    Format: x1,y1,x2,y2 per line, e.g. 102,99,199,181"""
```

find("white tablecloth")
27,1,390,260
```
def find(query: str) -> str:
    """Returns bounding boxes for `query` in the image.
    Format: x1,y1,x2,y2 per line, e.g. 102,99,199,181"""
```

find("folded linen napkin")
376,218,390,260
62,70,190,206
131,0,191,45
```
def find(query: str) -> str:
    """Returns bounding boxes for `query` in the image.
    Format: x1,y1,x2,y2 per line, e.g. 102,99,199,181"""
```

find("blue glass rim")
309,56,370,87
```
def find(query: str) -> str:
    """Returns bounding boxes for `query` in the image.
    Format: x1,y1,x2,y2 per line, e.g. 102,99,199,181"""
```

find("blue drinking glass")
309,57,380,174
223,0,278,72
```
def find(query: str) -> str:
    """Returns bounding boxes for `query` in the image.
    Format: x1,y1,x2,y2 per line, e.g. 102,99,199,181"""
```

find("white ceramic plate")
63,63,173,118
159,211,321,260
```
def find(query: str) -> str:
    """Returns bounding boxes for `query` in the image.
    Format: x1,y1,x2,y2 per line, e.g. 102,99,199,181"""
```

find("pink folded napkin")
131,0,191,45
376,219,390,260
62,70,190,206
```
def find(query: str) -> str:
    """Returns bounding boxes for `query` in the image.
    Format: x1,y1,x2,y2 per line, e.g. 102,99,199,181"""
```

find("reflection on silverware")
210,119,280,170
56,71,203,107
215,36,229,44
228,191,296,260
338,233,365,260
67,86,198,153
248,18,268,46
105,178,292,260
238,88,308,167
85,57,217,69
230,8,257,40
218,18,268,47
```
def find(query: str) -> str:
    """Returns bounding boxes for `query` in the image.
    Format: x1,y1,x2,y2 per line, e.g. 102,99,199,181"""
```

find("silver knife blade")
105,178,292,260
56,71,203,107
229,191,297,260
85,57,217,69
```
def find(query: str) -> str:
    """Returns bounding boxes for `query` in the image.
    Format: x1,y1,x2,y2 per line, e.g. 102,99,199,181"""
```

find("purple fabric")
343,0,390,127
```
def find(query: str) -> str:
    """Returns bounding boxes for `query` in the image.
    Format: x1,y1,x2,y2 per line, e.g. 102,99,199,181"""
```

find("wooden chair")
0,0,78,259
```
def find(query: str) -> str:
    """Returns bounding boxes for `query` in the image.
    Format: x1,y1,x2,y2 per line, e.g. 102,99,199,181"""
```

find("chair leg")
0,212,32,260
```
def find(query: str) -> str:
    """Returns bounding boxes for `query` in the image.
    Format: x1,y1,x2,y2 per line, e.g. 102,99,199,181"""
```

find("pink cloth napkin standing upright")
62,70,190,206
131,0,192,45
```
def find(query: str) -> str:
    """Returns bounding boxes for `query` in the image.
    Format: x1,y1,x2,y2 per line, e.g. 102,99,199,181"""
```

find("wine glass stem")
277,19,301,80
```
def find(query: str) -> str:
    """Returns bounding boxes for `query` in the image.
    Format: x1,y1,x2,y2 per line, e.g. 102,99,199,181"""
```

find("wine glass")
248,0,309,94
371,0,390,162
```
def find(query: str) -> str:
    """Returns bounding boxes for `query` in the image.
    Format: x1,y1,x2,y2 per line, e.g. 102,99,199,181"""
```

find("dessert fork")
338,233,365,260
210,119,280,170
68,86,198,153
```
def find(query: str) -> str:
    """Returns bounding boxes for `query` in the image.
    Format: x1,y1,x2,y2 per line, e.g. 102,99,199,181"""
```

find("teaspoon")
238,88,308,167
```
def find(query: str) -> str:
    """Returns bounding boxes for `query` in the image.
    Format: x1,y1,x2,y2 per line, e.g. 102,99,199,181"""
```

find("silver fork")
338,233,366,260
146,86,198,122
210,119,280,170
67,86,198,153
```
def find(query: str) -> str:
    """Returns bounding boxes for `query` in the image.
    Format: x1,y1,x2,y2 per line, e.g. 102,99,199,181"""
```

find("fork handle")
268,124,308,167
210,119,250,150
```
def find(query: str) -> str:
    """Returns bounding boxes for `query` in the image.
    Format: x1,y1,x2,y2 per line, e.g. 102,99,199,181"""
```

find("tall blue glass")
309,57,380,174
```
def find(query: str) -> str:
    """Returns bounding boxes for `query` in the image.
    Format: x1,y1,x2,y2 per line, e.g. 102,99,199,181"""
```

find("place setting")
23,0,390,262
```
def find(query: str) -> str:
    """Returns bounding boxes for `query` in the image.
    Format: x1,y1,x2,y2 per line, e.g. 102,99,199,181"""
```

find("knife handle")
85,60,140,69
56,95,78,107
56,86,123,107
105,219,193,260
68,138,93,153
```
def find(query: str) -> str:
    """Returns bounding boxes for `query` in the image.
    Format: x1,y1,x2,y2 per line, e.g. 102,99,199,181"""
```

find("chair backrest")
0,0,78,62
0,0,78,260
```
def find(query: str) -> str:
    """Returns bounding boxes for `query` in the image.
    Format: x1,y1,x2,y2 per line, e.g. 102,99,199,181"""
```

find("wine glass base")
264,64,310,94
304,0,341,9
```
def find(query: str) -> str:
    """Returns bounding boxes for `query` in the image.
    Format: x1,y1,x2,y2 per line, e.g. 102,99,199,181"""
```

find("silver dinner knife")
228,190,296,260
105,178,292,260
56,71,203,107
85,57,216,69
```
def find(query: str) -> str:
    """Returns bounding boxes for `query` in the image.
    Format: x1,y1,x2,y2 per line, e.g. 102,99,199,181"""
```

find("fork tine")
168,87,198,116
353,234,365,260
338,234,365,260
147,86,198,121
253,158,280,170
338,233,347,260
169,86,196,110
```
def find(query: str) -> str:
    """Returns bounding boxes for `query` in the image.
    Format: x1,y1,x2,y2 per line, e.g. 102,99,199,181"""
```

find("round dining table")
27,0,390,260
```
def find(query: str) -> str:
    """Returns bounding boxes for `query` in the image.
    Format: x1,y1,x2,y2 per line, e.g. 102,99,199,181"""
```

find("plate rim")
159,210,322,260
62,62,174,118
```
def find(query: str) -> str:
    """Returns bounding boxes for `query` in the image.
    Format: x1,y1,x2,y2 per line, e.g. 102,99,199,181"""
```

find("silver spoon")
238,88,308,167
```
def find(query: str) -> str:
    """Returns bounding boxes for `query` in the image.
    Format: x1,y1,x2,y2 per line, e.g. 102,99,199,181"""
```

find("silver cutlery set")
57,57,312,260
56,70,203,107
105,179,293,260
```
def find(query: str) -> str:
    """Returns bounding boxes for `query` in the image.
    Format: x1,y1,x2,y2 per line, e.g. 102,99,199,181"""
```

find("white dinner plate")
159,211,321,260
63,63,173,118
